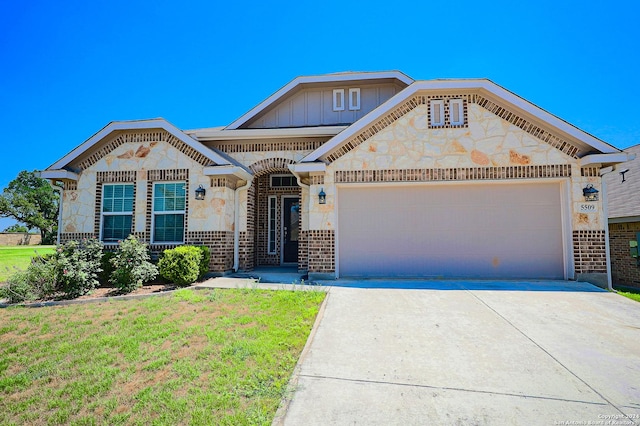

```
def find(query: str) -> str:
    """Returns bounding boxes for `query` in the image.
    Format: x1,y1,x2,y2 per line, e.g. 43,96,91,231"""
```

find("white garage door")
337,182,565,279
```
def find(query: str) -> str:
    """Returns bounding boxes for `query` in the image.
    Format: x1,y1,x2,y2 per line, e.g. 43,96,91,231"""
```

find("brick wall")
0,233,42,246
254,174,301,266
185,231,233,273
609,222,640,289
298,230,309,272
573,230,607,274
307,230,335,274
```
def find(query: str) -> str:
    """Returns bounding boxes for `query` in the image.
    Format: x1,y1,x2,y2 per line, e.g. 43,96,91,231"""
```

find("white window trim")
333,89,345,111
267,195,277,254
100,183,134,243
449,99,464,125
348,88,360,111
430,99,445,127
151,181,186,244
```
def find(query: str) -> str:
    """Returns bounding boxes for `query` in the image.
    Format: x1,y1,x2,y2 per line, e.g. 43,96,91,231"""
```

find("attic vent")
349,88,361,110
430,100,445,126
449,99,464,125
333,89,345,111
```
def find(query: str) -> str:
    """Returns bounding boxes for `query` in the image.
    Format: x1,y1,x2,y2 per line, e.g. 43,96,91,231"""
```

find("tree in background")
0,170,59,244
3,224,30,233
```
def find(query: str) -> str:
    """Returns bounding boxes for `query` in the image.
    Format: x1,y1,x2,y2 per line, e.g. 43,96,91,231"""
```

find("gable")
330,101,574,171
305,80,622,165
89,131,211,173
226,71,413,130
244,82,405,129
47,119,231,173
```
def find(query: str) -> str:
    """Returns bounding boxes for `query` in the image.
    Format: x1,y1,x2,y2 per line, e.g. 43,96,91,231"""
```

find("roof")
302,78,621,163
225,71,414,130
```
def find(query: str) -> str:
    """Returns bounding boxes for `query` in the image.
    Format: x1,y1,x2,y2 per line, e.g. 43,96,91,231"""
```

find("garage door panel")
338,183,564,279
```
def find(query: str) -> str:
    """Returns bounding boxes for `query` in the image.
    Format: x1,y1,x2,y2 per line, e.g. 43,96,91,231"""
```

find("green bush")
196,245,211,279
158,246,203,286
55,238,103,298
99,251,117,286
1,257,58,303
110,236,158,293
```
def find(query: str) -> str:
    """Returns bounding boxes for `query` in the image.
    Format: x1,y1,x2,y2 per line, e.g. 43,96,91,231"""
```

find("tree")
0,170,59,244
3,224,30,233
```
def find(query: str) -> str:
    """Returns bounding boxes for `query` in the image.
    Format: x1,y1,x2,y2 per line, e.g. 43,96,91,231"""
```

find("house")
604,144,640,289
41,71,631,286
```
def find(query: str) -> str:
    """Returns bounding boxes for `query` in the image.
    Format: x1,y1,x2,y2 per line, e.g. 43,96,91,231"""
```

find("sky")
1,0,639,230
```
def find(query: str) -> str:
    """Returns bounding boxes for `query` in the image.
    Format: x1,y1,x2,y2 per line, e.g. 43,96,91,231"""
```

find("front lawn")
618,290,640,303
0,288,326,425
0,245,55,283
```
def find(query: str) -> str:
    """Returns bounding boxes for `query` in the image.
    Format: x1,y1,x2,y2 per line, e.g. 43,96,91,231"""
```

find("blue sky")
1,0,639,230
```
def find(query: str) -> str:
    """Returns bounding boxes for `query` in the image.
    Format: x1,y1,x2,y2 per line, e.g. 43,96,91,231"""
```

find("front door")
282,197,299,264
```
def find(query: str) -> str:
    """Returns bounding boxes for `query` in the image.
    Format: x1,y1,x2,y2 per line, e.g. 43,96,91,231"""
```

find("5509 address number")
579,204,597,212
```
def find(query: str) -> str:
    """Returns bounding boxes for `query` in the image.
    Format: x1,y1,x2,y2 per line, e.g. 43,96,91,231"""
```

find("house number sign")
579,203,597,213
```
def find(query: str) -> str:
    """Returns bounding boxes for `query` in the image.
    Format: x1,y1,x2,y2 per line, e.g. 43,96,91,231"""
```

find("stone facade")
46,75,621,283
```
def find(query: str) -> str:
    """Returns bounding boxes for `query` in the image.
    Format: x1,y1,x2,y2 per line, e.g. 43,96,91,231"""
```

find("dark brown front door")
282,197,299,264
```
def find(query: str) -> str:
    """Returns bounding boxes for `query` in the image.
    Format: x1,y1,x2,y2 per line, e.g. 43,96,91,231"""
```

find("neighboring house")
41,71,631,286
605,144,640,289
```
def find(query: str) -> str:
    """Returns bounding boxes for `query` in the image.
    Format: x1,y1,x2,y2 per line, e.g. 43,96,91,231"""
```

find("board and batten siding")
246,83,404,128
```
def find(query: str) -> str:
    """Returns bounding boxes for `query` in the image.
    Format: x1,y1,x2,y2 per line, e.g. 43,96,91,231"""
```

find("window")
270,174,297,187
430,100,445,126
153,182,186,243
449,99,464,125
333,89,345,111
348,88,360,110
268,196,277,254
101,184,134,242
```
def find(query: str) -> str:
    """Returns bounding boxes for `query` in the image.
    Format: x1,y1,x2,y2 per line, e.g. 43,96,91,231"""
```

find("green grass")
0,245,56,283
0,288,326,425
617,290,640,303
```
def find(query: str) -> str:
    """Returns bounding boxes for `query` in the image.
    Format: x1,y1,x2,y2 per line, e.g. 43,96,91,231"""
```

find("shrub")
110,236,158,293
98,251,117,286
55,238,103,298
196,245,211,279
158,246,203,286
1,257,58,303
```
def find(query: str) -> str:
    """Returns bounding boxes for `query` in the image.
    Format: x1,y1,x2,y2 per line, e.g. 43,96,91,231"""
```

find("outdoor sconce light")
582,184,599,202
318,188,326,204
195,185,206,201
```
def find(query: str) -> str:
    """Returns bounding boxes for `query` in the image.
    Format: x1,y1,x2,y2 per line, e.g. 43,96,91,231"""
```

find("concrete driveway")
276,280,640,425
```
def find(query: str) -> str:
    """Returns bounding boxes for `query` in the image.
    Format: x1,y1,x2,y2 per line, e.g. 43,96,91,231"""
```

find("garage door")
337,182,565,279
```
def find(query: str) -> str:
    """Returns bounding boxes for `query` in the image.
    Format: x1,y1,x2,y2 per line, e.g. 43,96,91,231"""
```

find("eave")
188,126,347,141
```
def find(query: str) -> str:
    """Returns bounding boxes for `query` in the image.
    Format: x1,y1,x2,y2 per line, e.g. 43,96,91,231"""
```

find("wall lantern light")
582,184,599,202
195,185,206,201
318,188,326,204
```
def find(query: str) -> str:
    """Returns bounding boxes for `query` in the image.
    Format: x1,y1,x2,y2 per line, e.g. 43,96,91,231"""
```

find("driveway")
276,280,640,425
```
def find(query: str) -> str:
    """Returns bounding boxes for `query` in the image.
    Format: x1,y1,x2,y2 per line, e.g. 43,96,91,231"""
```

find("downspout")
49,181,63,245
289,167,310,191
288,165,310,234
233,177,253,272
600,167,614,291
